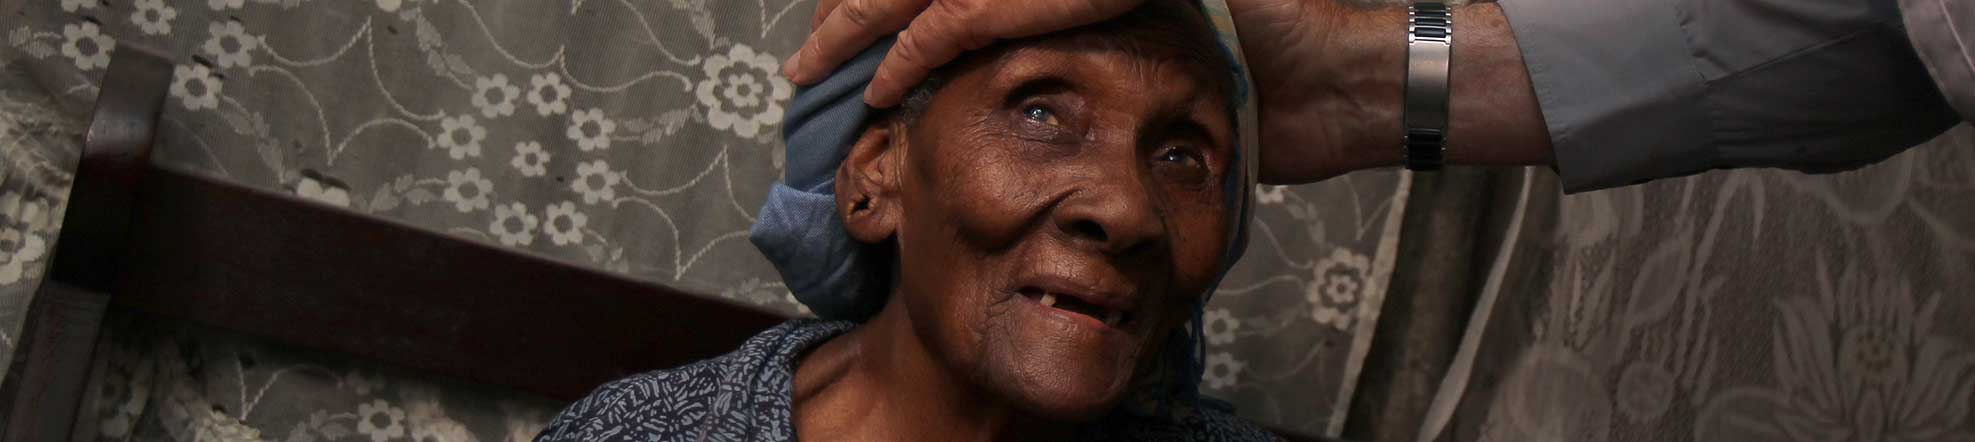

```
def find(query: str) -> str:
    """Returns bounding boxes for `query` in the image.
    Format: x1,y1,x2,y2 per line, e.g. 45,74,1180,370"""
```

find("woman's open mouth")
1019,287,1134,329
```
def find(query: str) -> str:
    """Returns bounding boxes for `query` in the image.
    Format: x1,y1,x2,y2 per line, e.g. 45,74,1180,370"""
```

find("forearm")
1443,3,1552,167
1256,1,1552,184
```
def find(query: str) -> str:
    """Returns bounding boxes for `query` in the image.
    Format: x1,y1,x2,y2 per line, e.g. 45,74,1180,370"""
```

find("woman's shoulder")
532,319,855,442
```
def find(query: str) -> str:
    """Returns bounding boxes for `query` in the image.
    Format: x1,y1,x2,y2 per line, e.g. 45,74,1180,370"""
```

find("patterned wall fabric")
0,0,1407,439
1422,126,1975,442
80,312,565,442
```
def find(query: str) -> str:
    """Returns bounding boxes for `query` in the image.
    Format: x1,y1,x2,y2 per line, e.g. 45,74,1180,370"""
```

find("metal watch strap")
1403,2,1452,171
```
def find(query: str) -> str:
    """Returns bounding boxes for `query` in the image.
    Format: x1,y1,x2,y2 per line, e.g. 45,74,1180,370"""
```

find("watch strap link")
1403,2,1452,171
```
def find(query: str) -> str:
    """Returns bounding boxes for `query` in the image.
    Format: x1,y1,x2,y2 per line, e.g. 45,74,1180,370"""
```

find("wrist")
1252,0,1553,183
1250,1,1407,183
1325,3,1408,171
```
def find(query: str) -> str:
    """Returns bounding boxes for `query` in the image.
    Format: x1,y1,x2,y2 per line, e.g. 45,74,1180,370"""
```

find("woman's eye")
1156,146,1203,166
1152,145,1211,184
1022,105,1060,126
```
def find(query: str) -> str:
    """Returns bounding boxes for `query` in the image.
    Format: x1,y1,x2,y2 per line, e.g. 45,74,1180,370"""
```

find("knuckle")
811,1,835,28
925,2,998,50
839,0,879,27
798,37,823,63
891,30,932,65
938,0,985,19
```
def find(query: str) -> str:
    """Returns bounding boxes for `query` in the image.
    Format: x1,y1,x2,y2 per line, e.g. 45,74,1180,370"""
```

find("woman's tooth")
1039,293,1058,307
1104,310,1123,327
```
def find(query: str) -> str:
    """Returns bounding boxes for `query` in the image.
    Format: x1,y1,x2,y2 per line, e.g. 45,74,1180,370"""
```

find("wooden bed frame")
0,48,1331,442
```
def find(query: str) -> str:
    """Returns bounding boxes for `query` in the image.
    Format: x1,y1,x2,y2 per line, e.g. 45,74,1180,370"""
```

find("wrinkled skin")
795,36,1236,440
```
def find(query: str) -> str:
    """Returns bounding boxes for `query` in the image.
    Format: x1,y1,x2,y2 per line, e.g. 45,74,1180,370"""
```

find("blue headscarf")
750,0,1259,410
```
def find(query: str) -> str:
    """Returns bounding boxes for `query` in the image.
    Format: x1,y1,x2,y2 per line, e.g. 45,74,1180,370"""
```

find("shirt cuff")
1498,0,1715,193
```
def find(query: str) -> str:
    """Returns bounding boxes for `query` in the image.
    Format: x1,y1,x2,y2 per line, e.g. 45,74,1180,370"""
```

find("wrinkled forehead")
994,34,1237,109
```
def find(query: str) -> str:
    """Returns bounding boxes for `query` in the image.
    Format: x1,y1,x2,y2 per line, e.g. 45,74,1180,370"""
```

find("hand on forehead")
788,0,1174,107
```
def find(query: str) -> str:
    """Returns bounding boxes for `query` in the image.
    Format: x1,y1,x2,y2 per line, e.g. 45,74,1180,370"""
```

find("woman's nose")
1051,181,1167,257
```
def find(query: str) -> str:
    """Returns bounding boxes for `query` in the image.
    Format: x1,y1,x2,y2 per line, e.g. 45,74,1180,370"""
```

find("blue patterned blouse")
535,320,1280,441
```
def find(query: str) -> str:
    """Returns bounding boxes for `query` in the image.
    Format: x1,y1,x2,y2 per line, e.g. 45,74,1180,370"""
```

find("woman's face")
856,39,1235,419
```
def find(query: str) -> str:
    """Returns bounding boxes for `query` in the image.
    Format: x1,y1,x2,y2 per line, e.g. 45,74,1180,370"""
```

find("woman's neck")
791,298,1076,441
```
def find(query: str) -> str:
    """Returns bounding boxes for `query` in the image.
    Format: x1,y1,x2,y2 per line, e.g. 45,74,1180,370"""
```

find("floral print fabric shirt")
535,320,1280,441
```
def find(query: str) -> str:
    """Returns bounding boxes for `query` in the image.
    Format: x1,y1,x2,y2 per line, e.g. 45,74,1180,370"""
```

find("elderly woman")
536,1,1275,440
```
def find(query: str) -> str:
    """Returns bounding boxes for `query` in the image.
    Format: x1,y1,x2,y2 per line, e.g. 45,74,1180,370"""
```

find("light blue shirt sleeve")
1498,0,1963,192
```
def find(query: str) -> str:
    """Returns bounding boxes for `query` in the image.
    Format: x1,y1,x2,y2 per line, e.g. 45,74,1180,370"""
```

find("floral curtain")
1421,126,1975,442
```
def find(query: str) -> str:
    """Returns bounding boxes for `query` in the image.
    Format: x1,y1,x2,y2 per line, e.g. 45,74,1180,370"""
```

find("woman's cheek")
941,156,1052,247
1167,200,1232,293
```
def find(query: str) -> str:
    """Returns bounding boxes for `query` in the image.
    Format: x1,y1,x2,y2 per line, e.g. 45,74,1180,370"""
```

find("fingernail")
781,56,804,82
863,89,891,108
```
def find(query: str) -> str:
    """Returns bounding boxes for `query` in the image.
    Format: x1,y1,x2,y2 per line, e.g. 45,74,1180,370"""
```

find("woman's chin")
1002,373,1132,422
983,327,1143,422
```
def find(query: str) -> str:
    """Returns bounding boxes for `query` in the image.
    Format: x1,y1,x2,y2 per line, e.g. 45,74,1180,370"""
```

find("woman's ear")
834,119,905,244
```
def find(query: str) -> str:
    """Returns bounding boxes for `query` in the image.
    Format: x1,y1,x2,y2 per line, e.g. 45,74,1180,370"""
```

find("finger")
785,0,928,85
787,0,842,81
864,4,985,107
811,0,843,31
981,0,1145,38
864,0,1143,106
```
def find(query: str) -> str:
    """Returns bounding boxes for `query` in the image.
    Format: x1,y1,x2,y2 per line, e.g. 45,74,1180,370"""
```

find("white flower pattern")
377,0,416,13
1204,308,1241,346
131,0,178,35
410,417,473,442
511,141,549,177
490,202,538,247
438,115,488,159
1,191,51,233
295,175,353,207
193,410,264,442
1204,352,1246,391
695,44,792,139
203,20,258,69
527,73,573,116
473,74,521,119
0,227,47,285
1307,247,1370,332
544,201,587,246
95,352,151,438
61,22,115,71
566,108,615,152
571,160,618,205
443,168,493,213
1256,184,1286,205
170,64,223,111
357,399,407,442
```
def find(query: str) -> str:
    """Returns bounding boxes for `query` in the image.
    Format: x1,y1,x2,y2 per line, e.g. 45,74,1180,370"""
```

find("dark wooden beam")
0,45,172,442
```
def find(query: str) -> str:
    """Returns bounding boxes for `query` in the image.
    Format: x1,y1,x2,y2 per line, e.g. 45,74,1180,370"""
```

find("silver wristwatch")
1403,2,1452,171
